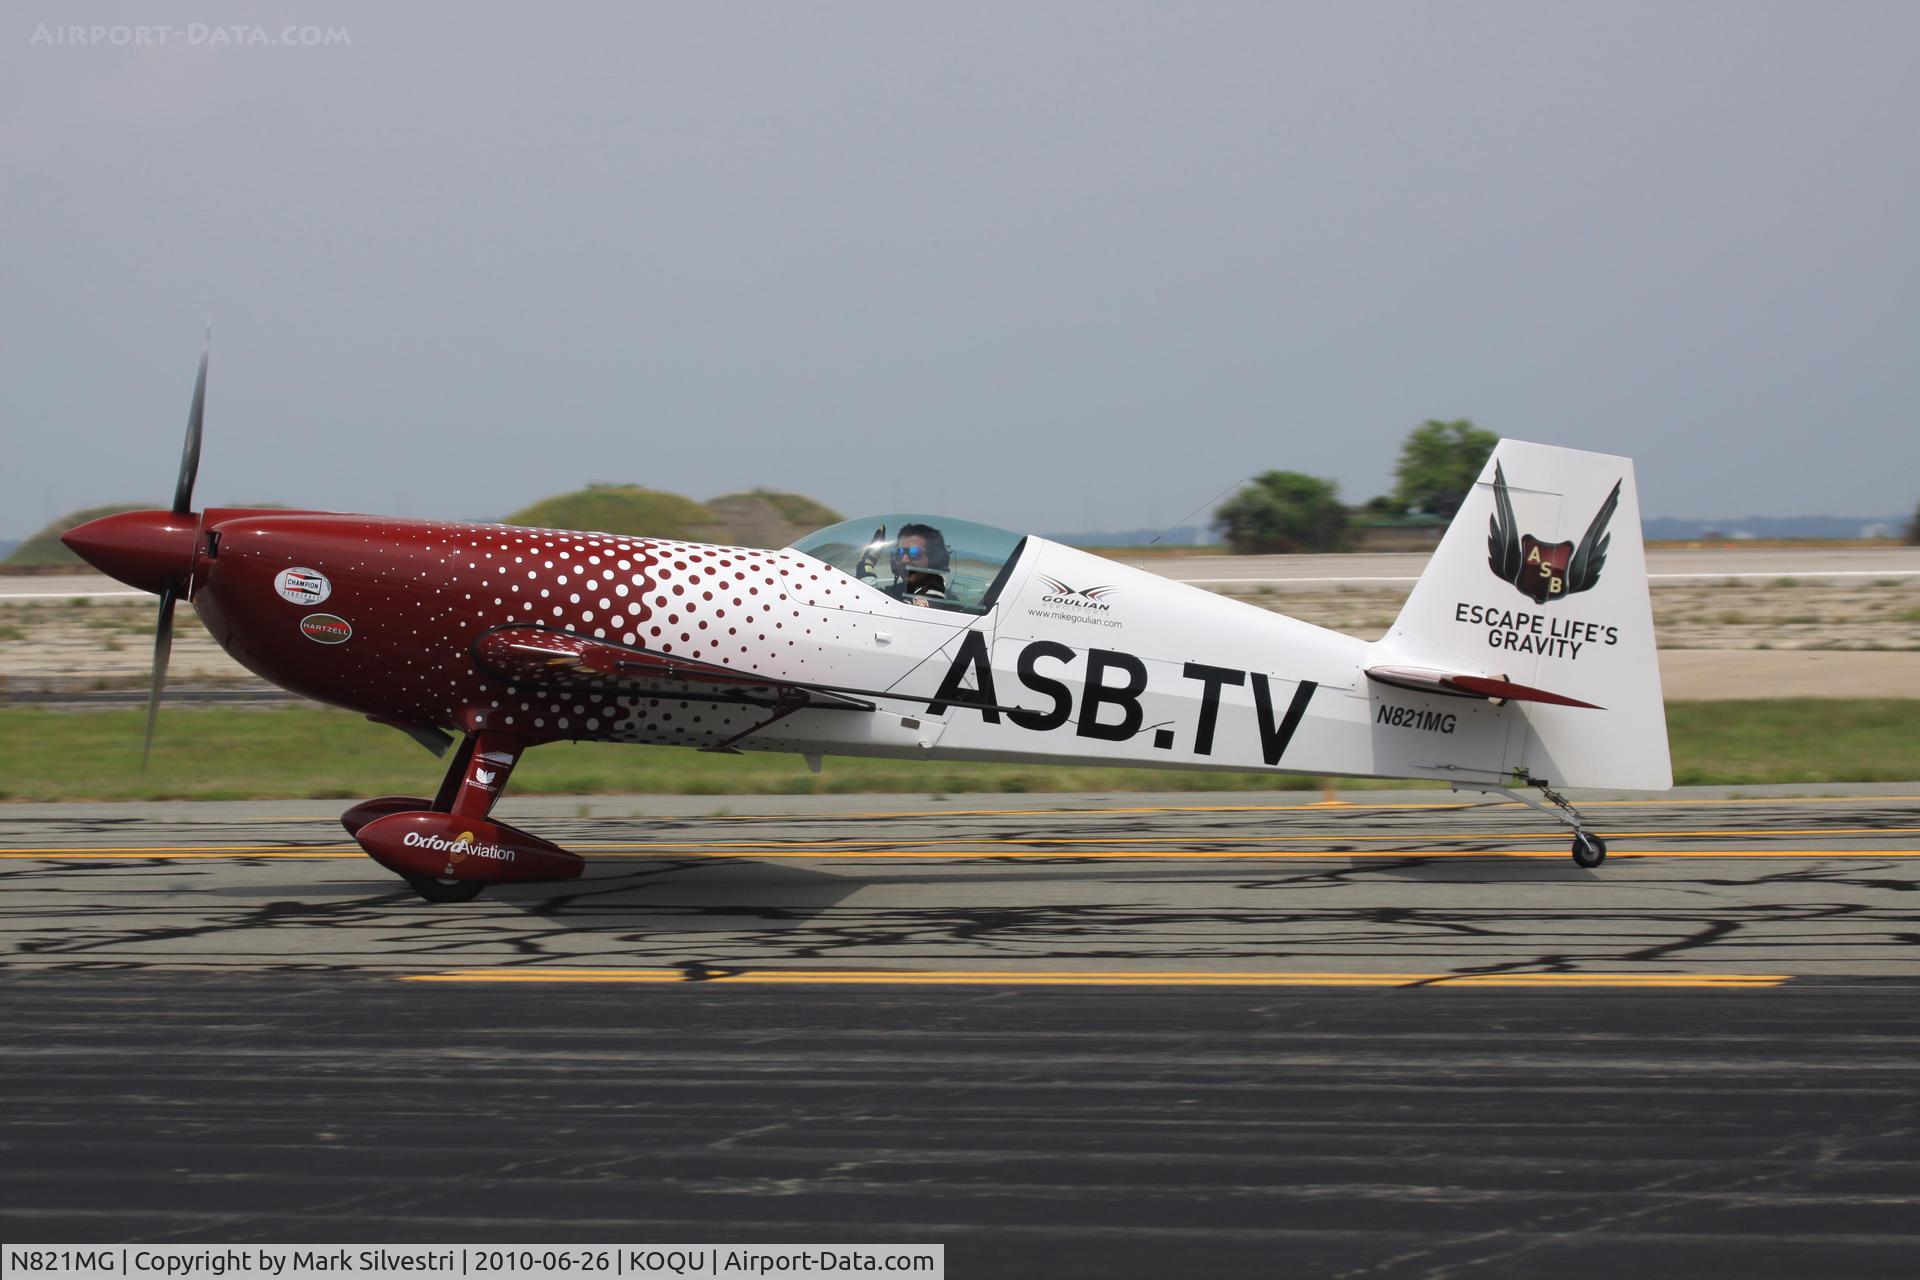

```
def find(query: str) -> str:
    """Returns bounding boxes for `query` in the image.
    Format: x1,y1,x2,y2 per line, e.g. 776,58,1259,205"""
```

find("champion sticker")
299,613,352,645
275,567,332,605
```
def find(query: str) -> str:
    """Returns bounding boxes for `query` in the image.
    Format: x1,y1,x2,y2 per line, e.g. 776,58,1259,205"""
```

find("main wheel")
405,875,487,903
1571,833,1607,868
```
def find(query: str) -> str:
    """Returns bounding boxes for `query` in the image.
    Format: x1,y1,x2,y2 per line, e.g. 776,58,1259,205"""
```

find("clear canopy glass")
789,515,1028,613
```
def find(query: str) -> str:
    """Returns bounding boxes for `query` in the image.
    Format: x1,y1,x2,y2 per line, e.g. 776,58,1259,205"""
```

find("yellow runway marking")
5,846,1920,860
25,795,1913,833
0,848,359,857
554,826,1920,848
696,795,1920,820
117,795,1920,824
591,848,1916,859
401,966,1789,989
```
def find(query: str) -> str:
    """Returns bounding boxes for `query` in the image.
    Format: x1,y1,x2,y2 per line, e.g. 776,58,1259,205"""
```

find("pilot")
889,523,951,606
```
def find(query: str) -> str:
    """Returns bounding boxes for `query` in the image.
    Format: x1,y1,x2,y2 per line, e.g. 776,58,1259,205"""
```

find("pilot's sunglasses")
894,546,924,560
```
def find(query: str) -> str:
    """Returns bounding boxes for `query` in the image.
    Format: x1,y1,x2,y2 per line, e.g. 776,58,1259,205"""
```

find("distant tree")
1214,472,1350,554
1362,494,1407,517
1909,500,1920,545
1392,419,1498,519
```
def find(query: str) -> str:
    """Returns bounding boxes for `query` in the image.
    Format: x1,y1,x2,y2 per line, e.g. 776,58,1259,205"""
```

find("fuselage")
183,509,1520,784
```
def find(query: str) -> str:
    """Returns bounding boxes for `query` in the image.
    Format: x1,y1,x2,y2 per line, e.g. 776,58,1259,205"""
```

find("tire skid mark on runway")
6,892,1913,974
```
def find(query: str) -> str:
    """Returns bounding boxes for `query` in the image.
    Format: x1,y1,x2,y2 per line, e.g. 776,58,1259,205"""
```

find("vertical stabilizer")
1370,439,1671,790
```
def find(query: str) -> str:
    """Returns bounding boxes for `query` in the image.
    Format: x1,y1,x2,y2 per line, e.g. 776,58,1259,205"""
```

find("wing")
473,626,871,711
473,624,1040,732
1485,461,1523,584
1564,479,1622,596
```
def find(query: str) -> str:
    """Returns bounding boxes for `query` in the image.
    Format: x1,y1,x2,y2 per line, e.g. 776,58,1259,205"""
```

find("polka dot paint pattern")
191,512,962,751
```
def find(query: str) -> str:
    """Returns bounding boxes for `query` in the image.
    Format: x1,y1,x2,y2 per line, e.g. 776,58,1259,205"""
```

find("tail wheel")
405,875,487,904
1571,833,1607,868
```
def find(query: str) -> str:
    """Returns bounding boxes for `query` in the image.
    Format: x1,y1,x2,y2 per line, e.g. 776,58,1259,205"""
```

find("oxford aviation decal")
925,631,1318,765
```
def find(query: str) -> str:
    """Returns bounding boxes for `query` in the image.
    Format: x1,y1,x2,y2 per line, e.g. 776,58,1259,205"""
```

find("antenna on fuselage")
1148,475,1249,546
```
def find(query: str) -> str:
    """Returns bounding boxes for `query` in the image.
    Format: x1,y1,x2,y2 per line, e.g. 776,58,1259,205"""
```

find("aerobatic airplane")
63,348,1669,900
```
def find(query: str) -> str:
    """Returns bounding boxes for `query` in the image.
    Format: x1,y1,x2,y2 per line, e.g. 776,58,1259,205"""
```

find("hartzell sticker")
298,613,352,645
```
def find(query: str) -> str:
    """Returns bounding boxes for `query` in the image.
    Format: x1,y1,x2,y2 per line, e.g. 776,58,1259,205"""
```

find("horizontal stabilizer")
1365,665,1603,710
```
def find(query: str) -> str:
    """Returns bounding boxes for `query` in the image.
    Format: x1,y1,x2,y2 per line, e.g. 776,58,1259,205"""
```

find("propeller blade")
172,338,208,515
142,582,178,769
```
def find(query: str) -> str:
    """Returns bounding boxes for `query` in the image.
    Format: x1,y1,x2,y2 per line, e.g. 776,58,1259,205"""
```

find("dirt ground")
1655,649,1920,698
1224,578,1920,699
4,574,1915,701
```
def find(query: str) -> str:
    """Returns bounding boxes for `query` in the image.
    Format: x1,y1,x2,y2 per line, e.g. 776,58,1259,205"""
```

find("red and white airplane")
64,349,1669,900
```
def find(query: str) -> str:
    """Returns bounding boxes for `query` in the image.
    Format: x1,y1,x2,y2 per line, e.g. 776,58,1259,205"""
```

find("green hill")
5,503,149,568
504,486,721,542
714,488,842,529
19,486,845,569
705,490,844,547
503,485,843,548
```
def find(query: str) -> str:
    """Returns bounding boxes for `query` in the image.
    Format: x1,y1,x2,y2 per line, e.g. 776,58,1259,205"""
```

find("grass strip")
0,700,1913,803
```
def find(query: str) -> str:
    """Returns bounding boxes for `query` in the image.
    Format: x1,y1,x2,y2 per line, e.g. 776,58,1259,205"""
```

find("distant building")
1349,512,1446,552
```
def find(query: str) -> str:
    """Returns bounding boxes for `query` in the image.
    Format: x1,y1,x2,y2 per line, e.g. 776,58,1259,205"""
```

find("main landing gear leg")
438,728,525,821
1456,771,1608,868
404,730,529,903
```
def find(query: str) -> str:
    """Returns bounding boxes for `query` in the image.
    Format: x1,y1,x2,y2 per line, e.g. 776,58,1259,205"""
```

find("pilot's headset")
891,523,951,584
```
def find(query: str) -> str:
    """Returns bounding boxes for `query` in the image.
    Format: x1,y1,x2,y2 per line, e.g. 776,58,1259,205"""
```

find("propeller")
144,336,209,766
173,340,208,515
143,583,179,766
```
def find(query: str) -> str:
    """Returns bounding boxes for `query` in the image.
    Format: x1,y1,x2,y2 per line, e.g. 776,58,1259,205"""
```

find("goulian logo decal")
1487,461,1621,605
1037,575,1118,609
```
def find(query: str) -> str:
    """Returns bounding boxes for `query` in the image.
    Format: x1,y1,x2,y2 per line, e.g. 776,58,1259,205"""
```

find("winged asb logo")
1487,462,1621,605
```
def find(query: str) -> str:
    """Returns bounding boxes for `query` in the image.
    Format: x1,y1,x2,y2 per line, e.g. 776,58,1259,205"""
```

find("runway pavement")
4,787,1919,1273
5,786,1920,977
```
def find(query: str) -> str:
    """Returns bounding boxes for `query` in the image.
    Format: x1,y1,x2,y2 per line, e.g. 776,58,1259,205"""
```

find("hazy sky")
5,2,1916,539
